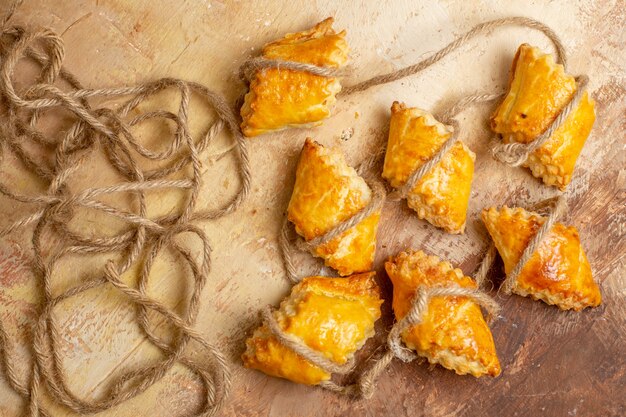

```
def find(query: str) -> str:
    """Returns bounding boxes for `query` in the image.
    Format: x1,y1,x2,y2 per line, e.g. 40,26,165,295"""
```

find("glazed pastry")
382,102,475,234
242,272,382,385
385,250,501,377
482,206,601,311
491,44,595,190
240,17,349,137
287,138,381,276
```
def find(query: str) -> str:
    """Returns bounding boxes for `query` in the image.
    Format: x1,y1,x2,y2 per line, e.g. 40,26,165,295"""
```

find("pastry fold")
385,250,501,377
482,206,601,311
491,44,595,190
383,102,475,234
240,18,349,137
288,138,381,276
242,272,382,385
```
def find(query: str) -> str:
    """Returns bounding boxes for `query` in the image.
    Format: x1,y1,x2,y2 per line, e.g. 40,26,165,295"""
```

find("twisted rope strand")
279,217,301,284
0,8,248,416
238,57,341,83
261,306,356,374
473,243,497,289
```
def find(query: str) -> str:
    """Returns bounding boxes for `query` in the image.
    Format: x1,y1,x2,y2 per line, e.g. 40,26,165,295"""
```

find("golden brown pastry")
382,102,475,234
242,272,382,385
288,138,381,276
491,44,595,190
240,18,349,137
385,250,501,377
482,206,601,311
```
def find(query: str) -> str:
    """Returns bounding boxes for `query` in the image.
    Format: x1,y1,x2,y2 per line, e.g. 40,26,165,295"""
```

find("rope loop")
0,4,250,415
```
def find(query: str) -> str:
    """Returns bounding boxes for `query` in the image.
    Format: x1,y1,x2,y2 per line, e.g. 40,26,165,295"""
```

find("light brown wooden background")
0,1,624,416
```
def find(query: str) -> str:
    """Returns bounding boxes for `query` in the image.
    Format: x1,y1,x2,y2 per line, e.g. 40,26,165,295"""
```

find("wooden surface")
0,1,624,416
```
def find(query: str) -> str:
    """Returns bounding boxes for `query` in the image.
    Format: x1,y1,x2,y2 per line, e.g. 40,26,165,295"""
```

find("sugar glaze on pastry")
242,273,382,385
482,205,601,311
491,44,595,190
385,250,501,377
240,18,349,137
383,102,475,234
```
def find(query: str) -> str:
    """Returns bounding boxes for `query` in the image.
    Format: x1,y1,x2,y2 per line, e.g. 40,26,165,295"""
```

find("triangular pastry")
242,272,382,385
240,17,349,137
482,206,602,311
382,102,475,234
491,44,595,190
385,250,501,377
288,138,381,276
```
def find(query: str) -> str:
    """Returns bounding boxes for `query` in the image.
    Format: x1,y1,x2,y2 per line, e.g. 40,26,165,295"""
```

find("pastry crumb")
340,127,354,141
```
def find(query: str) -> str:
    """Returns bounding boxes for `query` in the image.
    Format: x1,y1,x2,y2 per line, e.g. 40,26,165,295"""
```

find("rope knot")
47,196,74,220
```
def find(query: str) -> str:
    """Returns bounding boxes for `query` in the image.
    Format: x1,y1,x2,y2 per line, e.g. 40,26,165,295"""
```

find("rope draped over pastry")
387,286,501,363
0,2,251,415
490,76,590,167
499,195,568,294
271,14,580,399
239,56,345,84
385,119,462,202
382,92,503,207
239,16,567,98
297,175,386,253
280,174,386,284
0,0,586,412
260,306,357,374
